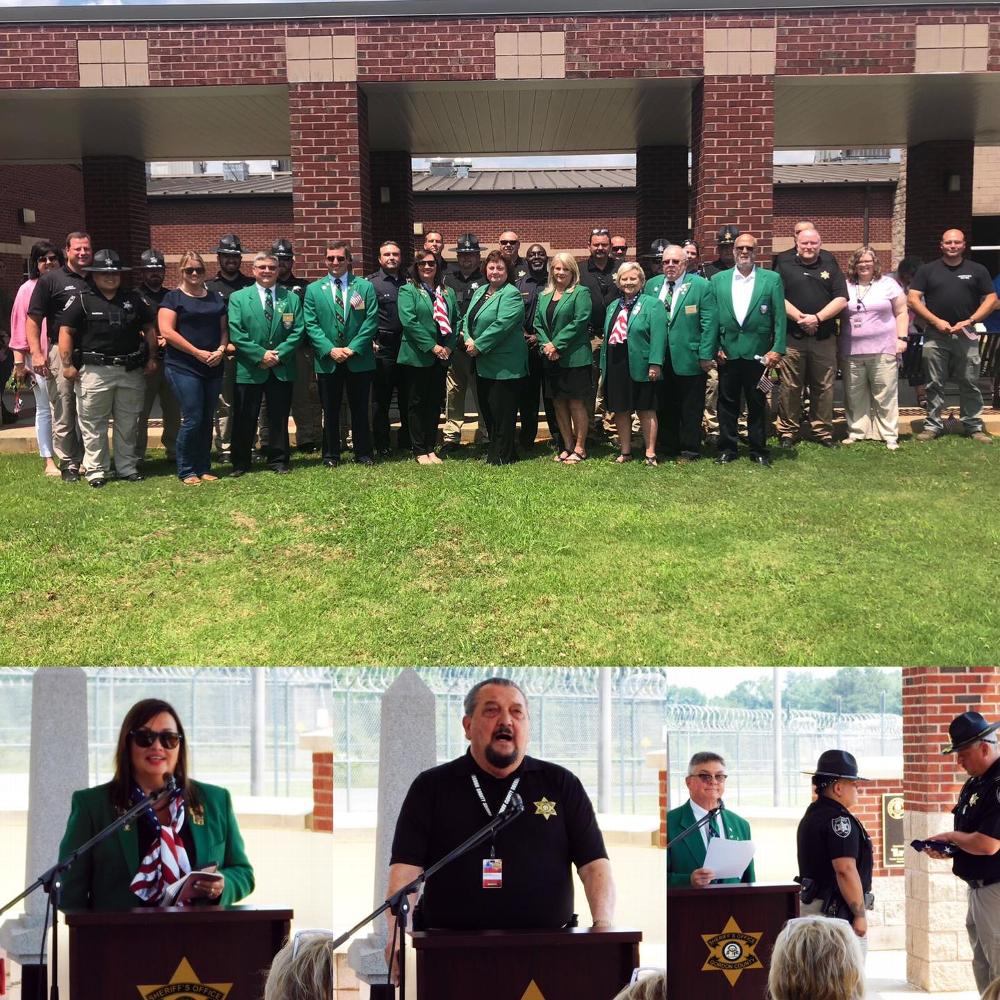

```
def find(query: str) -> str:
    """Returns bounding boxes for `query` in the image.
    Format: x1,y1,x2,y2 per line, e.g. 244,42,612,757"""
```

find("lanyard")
471,775,520,818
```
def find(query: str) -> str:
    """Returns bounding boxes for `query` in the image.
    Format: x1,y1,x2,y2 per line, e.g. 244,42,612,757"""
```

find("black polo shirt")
952,756,1000,883
135,283,169,310
27,265,92,333
909,258,995,327
702,259,732,280
278,275,309,302
579,257,619,336
775,254,849,340
516,270,547,333
772,247,841,273
444,266,485,319
206,271,253,303
59,286,155,357
796,794,873,896
365,267,406,356
390,751,607,931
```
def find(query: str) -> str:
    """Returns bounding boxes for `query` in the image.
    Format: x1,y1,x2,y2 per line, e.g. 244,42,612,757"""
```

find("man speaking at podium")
387,677,615,945
667,752,755,887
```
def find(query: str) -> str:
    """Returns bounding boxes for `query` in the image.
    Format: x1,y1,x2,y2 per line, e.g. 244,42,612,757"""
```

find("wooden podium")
410,927,642,1000
64,905,292,1000
668,883,799,1000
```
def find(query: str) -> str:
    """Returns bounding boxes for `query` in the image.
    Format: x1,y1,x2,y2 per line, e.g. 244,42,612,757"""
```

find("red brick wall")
658,768,667,849
853,778,904,879
82,156,150,268
904,140,974,263
902,667,1000,813
311,751,333,833
371,151,415,260
636,146,690,257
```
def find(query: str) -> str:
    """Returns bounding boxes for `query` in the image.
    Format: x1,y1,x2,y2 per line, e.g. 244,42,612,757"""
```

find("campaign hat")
803,749,868,781
84,249,130,273
717,225,740,246
452,233,481,254
213,234,244,255
270,239,295,260
942,712,1000,754
138,249,165,269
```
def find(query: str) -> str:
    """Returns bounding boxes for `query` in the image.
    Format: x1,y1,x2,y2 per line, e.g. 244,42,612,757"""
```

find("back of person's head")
982,977,1000,1000
264,935,336,1000
768,916,864,1000
611,972,666,1000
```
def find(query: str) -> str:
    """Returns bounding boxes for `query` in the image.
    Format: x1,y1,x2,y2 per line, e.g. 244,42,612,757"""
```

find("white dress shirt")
689,799,727,849
256,283,275,313
731,266,757,326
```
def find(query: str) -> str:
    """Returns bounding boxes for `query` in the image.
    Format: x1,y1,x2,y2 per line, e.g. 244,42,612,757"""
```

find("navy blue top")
160,288,227,378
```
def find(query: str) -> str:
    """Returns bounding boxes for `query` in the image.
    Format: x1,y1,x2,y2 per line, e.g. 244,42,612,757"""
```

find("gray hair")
253,252,278,266
688,751,725,775
264,935,335,1000
768,915,865,1000
463,677,528,717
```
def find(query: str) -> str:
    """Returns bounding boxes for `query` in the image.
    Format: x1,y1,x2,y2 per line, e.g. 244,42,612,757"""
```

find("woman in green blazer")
461,251,527,466
535,251,593,464
600,261,666,465
58,698,254,911
397,251,459,465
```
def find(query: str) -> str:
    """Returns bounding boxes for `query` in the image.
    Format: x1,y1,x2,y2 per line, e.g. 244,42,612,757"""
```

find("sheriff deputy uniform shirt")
952,755,1000,883
390,750,607,930
796,795,873,897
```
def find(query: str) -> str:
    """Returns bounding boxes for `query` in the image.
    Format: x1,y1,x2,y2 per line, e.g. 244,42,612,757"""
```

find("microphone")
157,773,177,798
493,792,524,835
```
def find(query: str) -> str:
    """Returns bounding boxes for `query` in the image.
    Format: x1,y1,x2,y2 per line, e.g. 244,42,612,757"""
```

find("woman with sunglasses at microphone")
159,251,230,484
58,698,254,910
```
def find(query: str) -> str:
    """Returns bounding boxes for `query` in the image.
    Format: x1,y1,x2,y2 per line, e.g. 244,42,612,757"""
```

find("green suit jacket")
534,285,592,369
599,294,667,382
397,283,458,367
710,267,787,361
58,781,255,911
667,800,755,887
227,284,304,385
646,273,719,377
303,273,378,374
461,283,528,380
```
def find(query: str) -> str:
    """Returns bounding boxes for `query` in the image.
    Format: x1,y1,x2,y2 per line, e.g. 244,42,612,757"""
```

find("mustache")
493,727,514,739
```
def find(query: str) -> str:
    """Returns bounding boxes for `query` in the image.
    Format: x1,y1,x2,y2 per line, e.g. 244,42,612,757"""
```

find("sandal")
554,450,571,463
564,452,584,464
645,456,658,467
614,453,632,464
200,473,219,482
182,476,201,485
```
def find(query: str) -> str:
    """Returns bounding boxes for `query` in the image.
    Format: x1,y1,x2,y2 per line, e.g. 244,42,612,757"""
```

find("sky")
668,667,899,697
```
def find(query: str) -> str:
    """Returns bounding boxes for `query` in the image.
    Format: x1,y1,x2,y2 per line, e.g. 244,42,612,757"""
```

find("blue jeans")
165,366,223,479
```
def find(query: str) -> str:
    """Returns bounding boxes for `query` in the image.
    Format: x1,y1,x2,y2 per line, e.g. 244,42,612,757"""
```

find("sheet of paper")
704,838,755,880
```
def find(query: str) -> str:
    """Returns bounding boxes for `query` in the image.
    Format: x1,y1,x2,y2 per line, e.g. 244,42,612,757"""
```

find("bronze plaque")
882,792,905,869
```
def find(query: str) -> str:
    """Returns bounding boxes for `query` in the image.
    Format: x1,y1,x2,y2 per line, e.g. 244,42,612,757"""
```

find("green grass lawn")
2,436,998,666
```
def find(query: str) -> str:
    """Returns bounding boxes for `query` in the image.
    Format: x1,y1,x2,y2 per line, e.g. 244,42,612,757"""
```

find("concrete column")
904,140,974,263
82,155,150,265
690,76,774,258
635,145,689,256
902,667,1000,992
289,82,373,278
370,151,414,261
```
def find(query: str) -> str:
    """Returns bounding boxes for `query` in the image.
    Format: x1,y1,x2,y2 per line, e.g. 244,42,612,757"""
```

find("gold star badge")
971,793,980,806
820,270,830,280
137,958,232,1000
519,981,547,1000
702,917,763,986
534,797,558,821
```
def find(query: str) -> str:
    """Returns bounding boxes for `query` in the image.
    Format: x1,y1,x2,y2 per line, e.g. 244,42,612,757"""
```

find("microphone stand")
0,781,175,1000
332,796,524,999
666,803,725,880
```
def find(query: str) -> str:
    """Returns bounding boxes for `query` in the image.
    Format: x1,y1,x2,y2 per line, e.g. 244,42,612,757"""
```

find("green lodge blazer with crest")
645,273,719,377
460,283,528,380
397,283,459,368
303,273,379,374
667,799,756,887
227,283,304,385
599,294,667,382
533,284,593,369
709,266,787,361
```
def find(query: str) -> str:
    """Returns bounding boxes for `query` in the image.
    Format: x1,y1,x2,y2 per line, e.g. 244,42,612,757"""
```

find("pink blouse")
841,275,904,357
9,279,47,355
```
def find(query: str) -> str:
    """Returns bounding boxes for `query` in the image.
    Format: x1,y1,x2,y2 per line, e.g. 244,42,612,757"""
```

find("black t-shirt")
775,255,848,340
796,794,873,896
909,257,994,327
136,284,169,310
702,259,732,280
579,258,619,337
952,756,1000,882
27,265,92,334
278,275,309,302
206,271,253,304
60,287,155,357
444,266,485,319
390,751,608,931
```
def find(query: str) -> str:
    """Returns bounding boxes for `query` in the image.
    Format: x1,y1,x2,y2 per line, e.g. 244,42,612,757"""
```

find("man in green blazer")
710,233,786,467
647,244,719,459
227,251,304,476
667,751,755,888
58,780,255,910
303,240,379,466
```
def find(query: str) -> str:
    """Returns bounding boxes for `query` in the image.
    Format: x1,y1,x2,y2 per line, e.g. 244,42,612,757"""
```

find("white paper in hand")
704,838,755,880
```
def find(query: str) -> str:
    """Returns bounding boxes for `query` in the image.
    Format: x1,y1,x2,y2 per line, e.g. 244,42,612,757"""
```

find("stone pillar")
370,151,414,261
635,145,689,257
904,140,974,263
347,670,436,988
903,667,1000,992
0,669,88,979
82,155,149,265
690,76,774,259
289,82,373,279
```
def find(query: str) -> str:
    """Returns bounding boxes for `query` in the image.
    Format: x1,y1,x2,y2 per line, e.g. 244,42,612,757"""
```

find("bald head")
795,228,821,263
941,229,967,263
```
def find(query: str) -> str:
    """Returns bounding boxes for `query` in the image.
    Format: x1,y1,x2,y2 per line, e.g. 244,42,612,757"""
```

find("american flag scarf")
428,285,452,343
608,296,638,346
129,785,192,904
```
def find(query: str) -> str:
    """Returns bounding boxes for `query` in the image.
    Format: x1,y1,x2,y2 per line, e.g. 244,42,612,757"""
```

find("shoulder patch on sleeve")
832,816,852,838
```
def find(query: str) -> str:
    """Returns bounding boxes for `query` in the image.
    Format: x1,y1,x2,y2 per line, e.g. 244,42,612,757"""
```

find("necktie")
335,282,346,342
263,287,273,326
666,280,675,314
708,813,721,839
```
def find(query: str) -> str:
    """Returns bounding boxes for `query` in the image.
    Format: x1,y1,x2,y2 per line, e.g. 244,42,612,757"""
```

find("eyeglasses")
326,255,347,263
131,728,182,750
734,246,756,253
291,929,334,961
255,265,277,272
182,267,205,276
691,772,728,784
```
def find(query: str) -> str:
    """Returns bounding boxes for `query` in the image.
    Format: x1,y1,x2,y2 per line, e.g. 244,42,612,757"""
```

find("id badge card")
483,858,503,889
850,313,865,330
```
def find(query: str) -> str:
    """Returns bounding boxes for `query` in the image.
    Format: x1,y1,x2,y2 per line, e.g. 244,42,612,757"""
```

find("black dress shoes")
272,464,292,474
356,455,375,467
89,478,107,489
229,468,248,478
749,453,773,467
714,452,739,465
121,473,145,483
818,439,839,449
61,466,80,483
323,457,340,468
779,436,795,449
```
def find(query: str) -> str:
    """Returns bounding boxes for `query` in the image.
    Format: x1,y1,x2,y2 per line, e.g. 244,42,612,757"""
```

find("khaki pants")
45,344,84,468
138,364,180,459
967,882,1000,994
923,333,984,434
75,365,145,482
703,366,719,436
799,898,868,958
843,353,899,443
443,346,483,444
213,356,236,457
777,336,837,441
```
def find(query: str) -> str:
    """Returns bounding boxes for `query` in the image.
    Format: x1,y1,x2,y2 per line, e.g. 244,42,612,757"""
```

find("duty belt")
81,350,142,367
966,877,1000,889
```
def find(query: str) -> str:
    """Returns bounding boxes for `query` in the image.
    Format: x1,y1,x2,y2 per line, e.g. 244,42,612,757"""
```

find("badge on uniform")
831,816,851,838
281,311,294,331
685,304,698,315
760,304,769,314
483,858,502,889
820,271,831,280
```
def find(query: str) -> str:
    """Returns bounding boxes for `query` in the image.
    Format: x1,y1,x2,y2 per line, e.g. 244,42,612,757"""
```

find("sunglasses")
131,728,182,750
326,255,348,263
256,265,277,271
498,240,519,246
291,929,334,961
38,254,60,264
182,267,205,276
591,228,610,236
734,246,756,253
418,260,437,267
691,772,728,783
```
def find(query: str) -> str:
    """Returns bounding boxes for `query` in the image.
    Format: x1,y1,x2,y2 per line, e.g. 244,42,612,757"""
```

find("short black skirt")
546,363,592,401
604,342,657,412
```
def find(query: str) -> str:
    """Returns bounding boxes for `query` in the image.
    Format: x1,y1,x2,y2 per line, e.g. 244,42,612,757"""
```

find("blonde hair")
614,260,646,291
612,973,666,1000
982,977,1000,1000
177,251,205,272
264,935,336,1000
543,252,580,296
768,916,865,1000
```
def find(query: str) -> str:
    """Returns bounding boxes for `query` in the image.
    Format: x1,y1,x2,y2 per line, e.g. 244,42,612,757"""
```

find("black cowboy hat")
84,249,130,273
803,749,868,781
942,712,1000,754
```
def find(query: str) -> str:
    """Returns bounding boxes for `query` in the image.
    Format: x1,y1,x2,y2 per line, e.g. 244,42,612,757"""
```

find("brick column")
81,155,149,265
853,778,905,948
289,82,372,279
690,77,774,258
904,141,974,263
635,145,689,257
658,768,667,848
311,750,334,833
903,667,1000,991
370,151,414,261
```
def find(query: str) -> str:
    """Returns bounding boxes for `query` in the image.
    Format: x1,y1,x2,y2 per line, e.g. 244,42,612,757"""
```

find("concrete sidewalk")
867,950,978,1000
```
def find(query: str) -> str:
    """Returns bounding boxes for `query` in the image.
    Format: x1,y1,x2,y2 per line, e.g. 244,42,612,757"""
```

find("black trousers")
658,368,708,456
517,349,560,449
318,367,373,461
719,357,769,456
477,375,521,464
232,375,293,471
373,354,410,451
406,363,446,455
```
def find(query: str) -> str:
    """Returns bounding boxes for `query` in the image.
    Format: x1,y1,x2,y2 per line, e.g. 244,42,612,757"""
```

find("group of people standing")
7,220,997,485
